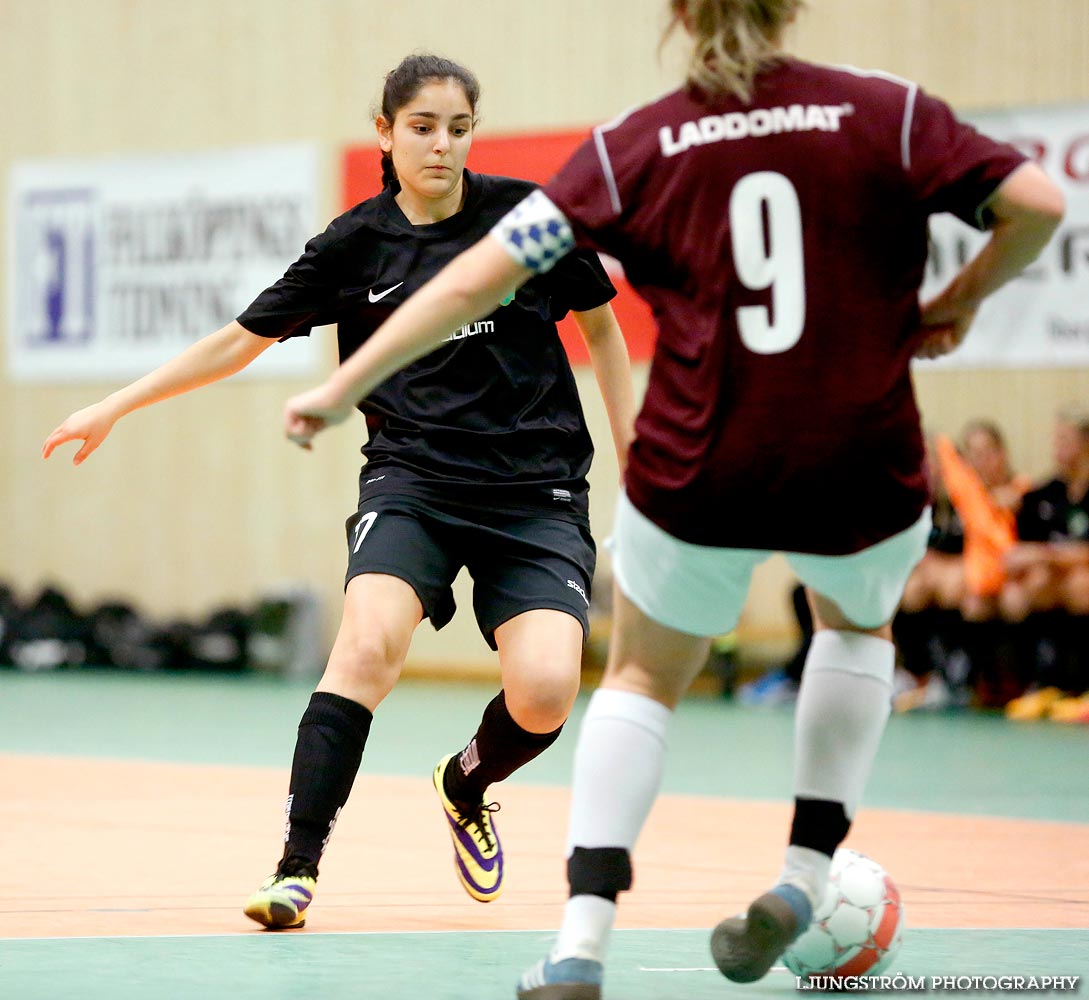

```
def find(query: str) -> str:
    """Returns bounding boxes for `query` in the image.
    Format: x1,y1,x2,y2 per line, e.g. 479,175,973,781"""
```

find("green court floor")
6,929,1088,1000
4,670,1088,820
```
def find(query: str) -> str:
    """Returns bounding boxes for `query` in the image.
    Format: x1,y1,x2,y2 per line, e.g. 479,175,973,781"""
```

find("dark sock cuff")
486,691,565,747
568,846,632,901
444,691,565,803
789,797,851,857
300,691,373,746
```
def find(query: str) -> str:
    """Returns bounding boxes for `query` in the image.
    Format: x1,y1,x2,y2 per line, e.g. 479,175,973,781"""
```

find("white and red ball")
782,848,905,980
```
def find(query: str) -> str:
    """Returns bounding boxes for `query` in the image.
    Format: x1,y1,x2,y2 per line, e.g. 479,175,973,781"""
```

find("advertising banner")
8,144,322,380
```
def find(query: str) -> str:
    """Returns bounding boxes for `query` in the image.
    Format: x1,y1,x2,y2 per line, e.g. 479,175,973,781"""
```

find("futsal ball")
782,849,904,981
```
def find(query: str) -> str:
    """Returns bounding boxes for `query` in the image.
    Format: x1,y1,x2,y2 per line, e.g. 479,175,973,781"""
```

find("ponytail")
665,0,803,103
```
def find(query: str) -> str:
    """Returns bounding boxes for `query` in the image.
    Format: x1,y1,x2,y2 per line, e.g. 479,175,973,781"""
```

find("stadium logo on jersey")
566,580,590,607
659,103,855,157
443,319,495,342
14,188,97,348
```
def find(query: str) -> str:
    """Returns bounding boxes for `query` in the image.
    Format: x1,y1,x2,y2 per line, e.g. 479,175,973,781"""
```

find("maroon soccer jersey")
544,58,1026,554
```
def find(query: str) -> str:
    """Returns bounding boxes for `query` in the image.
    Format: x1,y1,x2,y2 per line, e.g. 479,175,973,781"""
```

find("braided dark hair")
378,53,481,189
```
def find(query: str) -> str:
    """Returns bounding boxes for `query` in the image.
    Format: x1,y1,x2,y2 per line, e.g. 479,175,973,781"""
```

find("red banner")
342,131,656,364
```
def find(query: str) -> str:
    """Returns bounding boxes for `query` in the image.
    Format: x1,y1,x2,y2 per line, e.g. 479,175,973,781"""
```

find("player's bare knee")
505,677,577,733
325,629,405,693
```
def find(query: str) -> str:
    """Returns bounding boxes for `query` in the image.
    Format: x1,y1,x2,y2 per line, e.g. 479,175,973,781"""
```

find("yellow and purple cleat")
243,872,317,929
433,753,504,902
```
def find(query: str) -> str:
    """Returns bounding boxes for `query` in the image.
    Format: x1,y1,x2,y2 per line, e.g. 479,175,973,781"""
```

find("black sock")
1054,613,1089,694
892,608,941,678
782,584,813,684
443,690,563,805
279,692,373,876
956,619,1002,692
1027,611,1066,690
789,797,851,857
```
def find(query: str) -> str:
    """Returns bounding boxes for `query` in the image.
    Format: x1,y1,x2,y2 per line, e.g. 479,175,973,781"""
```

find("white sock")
552,687,672,963
777,845,833,909
794,629,895,816
565,687,672,851
552,895,616,963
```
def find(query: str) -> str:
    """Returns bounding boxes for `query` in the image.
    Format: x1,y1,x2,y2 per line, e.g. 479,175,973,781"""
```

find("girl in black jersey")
42,53,635,927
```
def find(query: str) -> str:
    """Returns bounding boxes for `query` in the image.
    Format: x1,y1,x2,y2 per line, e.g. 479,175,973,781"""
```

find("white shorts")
610,491,932,636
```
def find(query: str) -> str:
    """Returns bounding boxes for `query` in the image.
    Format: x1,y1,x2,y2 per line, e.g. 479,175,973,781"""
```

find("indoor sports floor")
4,670,1088,998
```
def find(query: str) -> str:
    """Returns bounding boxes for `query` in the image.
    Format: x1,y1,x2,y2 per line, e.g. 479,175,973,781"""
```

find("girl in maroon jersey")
281,3,1064,996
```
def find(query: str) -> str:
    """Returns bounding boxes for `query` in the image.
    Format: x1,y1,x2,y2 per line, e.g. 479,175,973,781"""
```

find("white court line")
639,964,789,973
6,926,699,943
12,926,1075,944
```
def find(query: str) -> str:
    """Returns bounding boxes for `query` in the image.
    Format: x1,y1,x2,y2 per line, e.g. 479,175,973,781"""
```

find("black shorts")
344,494,596,650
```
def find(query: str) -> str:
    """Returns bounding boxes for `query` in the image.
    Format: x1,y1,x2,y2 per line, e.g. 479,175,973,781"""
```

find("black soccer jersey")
1017,479,1089,543
238,170,616,519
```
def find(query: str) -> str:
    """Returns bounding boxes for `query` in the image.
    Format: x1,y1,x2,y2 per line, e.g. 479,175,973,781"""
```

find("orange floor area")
5,754,1086,939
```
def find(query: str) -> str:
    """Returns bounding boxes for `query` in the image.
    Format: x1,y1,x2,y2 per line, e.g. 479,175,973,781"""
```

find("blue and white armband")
489,189,575,275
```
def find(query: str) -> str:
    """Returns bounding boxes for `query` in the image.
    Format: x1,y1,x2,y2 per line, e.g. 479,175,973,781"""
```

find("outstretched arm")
42,320,274,465
284,237,528,447
572,303,637,474
916,162,1065,359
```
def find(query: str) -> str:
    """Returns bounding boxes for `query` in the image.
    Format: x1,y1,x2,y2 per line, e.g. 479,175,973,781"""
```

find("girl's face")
963,429,1008,489
1053,419,1085,474
378,79,474,204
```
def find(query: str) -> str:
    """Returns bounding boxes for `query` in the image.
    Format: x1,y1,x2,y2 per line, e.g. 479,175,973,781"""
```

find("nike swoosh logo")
368,282,403,303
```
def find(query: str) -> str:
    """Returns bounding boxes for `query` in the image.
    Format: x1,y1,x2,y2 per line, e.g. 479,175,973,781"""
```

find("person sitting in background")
953,420,1031,613
940,421,1031,705
893,434,968,709
896,421,1030,710
1004,408,1089,722
735,582,810,706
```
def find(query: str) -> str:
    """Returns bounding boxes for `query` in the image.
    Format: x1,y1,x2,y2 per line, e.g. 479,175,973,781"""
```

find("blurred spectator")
896,421,1031,710
893,434,970,709
1004,408,1089,721
941,422,1032,705
735,583,808,706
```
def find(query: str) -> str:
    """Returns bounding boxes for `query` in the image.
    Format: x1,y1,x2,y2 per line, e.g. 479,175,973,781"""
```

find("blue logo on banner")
17,189,96,347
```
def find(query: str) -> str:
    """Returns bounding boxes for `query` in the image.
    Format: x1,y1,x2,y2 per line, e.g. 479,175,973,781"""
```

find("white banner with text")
8,144,322,381
920,102,1088,369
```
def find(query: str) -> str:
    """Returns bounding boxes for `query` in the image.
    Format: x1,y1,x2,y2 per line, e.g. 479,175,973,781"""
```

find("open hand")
42,402,119,465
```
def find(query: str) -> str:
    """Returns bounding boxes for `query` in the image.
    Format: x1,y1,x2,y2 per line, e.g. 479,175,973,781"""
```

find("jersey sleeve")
1015,484,1054,542
236,224,347,340
542,132,626,254
906,88,1027,229
535,248,617,318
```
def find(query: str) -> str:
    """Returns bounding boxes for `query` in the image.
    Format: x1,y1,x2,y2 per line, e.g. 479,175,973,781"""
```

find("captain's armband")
489,190,575,275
